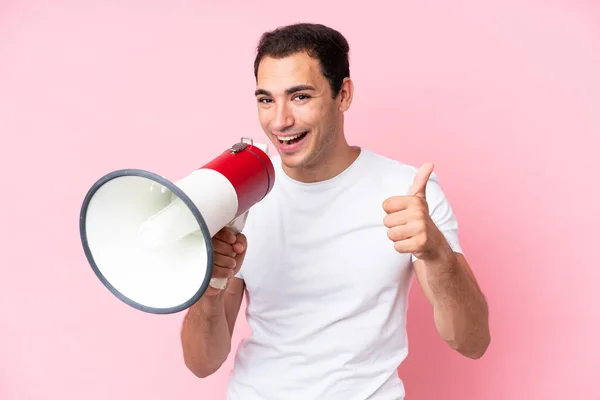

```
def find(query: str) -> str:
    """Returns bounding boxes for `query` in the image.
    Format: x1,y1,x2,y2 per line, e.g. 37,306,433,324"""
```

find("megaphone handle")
226,210,249,234
209,211,250,290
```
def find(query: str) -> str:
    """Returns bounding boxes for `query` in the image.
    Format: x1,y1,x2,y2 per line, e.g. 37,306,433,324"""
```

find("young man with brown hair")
181,22,490,400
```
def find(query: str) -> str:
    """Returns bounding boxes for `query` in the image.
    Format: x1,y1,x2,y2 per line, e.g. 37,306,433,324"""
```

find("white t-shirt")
226,148,462,400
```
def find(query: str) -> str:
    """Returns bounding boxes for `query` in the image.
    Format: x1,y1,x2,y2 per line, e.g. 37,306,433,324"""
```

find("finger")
387,221,422,242
213,252,237,268
382,196,412,214
383,210,410,228
232,242,245,254
392,236,422,254
214,228,237,244
212,265,236,279
383,207,428,228
409,163,434,198
212,238,236,257
232,233,247,254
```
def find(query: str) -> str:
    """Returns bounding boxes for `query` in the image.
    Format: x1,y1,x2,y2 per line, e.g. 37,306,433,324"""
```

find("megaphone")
79,137,275,314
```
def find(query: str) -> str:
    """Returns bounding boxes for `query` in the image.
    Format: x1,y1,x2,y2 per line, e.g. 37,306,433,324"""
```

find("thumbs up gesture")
382,163,444,261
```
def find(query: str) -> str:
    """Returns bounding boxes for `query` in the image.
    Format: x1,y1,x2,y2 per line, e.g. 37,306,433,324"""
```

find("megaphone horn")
79,137,275,314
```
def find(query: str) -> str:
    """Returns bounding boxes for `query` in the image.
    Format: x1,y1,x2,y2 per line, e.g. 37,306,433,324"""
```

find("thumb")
232,233,248,269
409,162,434,198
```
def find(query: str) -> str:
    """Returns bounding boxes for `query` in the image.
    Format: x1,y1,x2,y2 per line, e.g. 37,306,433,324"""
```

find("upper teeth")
279,133,304,141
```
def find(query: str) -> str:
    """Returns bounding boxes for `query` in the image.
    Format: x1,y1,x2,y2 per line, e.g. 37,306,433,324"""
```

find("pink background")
1,0,599,399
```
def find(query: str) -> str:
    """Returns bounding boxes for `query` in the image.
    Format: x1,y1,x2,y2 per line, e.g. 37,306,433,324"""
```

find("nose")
271,102,294,132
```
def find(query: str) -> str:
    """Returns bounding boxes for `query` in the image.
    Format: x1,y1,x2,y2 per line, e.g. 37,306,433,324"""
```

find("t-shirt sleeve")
412,172,463,263
234,266,244,280
234,267,244,280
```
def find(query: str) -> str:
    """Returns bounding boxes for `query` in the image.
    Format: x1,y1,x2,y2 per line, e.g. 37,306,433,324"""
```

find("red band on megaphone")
201,143,275,218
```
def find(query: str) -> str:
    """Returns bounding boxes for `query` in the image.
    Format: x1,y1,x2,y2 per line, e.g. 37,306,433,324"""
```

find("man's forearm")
180,293,231,377
425,247,490,358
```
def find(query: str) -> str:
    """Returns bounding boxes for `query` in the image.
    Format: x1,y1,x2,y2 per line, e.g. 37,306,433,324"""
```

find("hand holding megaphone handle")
209,211,249,290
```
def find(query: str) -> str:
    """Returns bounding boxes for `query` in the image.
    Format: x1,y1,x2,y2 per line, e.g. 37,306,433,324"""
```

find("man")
180,23,490,399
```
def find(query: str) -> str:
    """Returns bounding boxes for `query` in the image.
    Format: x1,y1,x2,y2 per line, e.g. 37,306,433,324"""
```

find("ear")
338,77,354,112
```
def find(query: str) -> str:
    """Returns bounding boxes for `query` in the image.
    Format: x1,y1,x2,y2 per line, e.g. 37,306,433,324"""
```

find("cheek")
257,108,272,129
295,106,321,129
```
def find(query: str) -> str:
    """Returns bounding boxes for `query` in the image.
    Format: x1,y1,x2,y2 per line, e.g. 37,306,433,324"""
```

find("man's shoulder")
361,148,420,175
358,148,434,190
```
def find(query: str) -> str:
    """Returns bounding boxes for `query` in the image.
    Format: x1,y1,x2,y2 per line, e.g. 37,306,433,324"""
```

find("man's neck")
282,143,361,184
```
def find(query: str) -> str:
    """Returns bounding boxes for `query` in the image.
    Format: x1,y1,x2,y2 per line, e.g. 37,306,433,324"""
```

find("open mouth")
277,131,308,146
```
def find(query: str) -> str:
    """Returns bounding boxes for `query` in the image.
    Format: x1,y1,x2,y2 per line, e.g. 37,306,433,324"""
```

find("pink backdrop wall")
1,1,599,399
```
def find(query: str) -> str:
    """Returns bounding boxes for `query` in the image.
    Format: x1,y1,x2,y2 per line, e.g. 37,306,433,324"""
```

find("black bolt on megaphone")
79,137,275,314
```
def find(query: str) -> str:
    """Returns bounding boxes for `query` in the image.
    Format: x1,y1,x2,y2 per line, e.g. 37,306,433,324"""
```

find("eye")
258,97,273,104
293,94,310,101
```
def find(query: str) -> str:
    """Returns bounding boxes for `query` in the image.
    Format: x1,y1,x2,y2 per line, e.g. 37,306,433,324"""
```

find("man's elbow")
184,360,222,379
460,343,489,359
190,368,217,379
453,331,491,359
182,349,227,379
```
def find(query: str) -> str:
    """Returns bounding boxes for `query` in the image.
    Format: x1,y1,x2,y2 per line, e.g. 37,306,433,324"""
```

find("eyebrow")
254,84,316,97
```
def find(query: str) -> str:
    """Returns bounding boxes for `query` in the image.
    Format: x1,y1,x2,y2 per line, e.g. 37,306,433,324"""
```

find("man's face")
255,52,346,171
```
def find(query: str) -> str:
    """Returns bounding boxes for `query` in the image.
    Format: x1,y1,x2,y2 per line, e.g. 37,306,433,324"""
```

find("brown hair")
254,23,350,97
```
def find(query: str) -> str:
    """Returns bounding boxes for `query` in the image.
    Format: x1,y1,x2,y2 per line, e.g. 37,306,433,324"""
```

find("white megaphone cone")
79,137,275,314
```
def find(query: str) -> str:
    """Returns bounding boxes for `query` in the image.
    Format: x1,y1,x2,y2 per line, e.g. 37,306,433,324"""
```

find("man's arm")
383,162,490,359
180,277,245,377
413,248,490,359
180,228,248,378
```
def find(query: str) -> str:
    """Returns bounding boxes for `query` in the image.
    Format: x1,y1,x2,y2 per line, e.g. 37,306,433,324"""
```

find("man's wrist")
190,291,225,320
424,240,458,276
